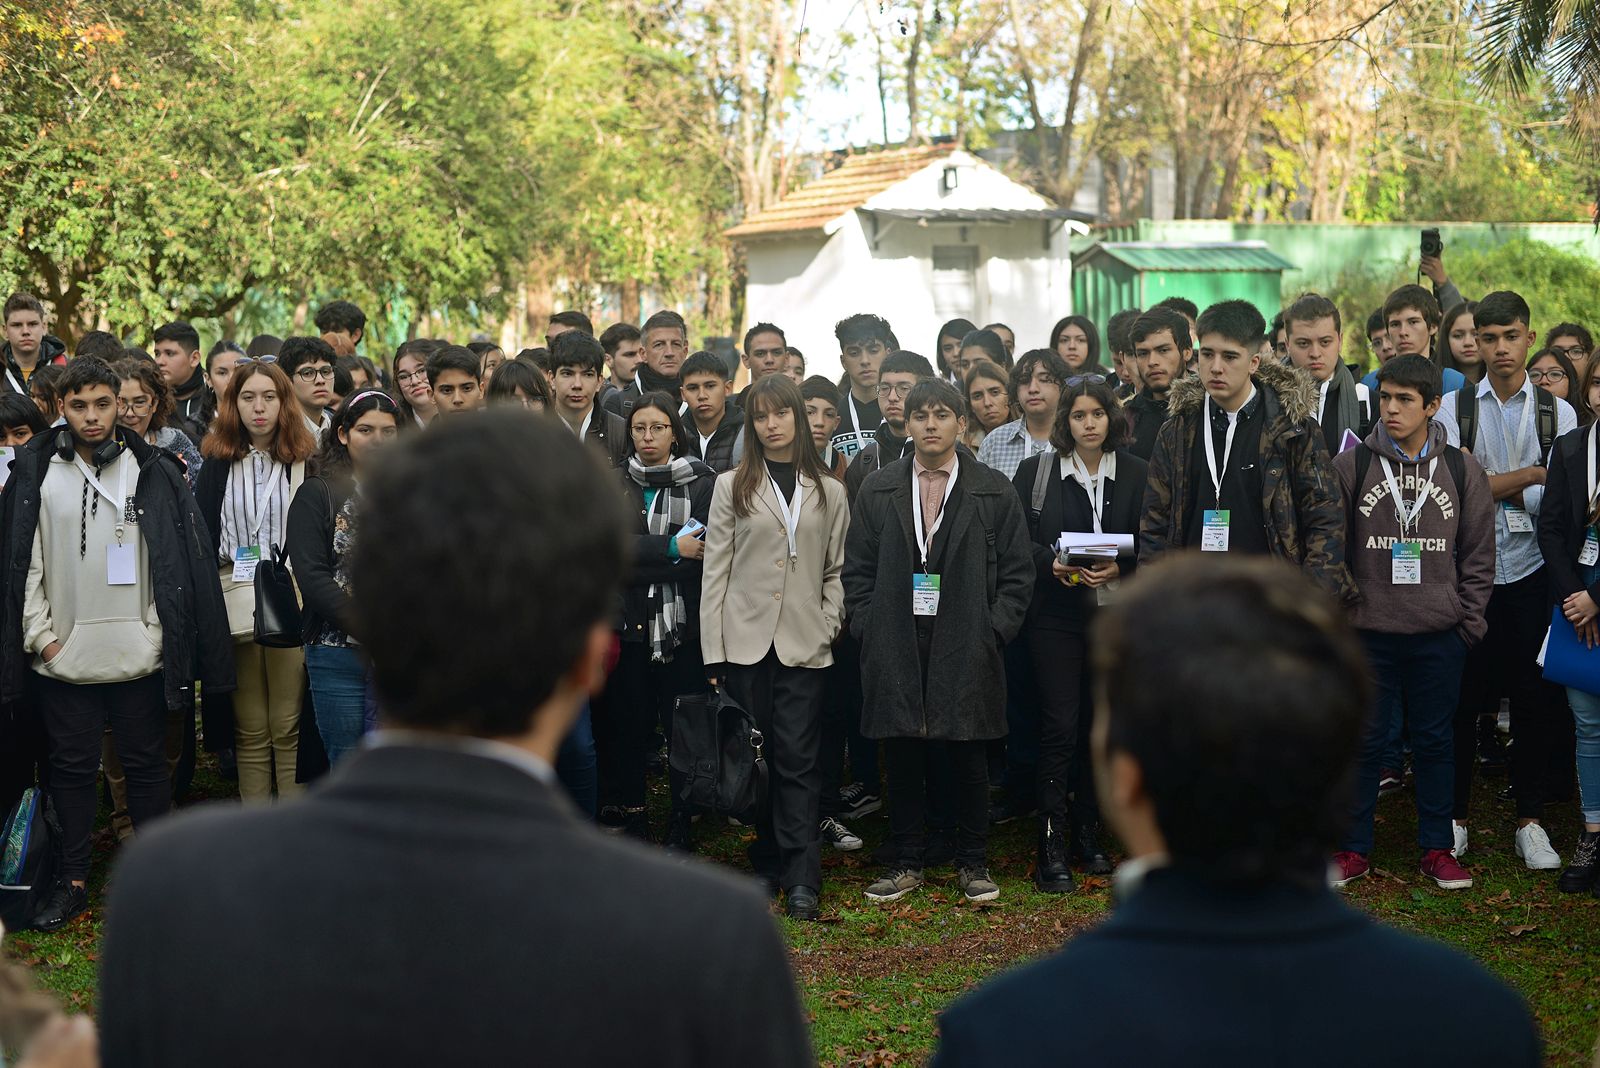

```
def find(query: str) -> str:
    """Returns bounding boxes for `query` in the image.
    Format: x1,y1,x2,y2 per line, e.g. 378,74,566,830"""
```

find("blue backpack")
0,787,59,932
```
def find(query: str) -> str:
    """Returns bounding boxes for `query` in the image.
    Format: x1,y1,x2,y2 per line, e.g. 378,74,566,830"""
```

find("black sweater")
286,475,357,644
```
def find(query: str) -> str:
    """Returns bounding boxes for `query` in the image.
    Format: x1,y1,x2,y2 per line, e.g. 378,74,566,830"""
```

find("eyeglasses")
1064,374,1106,387
295,365,335,382
1551,345,1587,360
117,397,154,413
630,422,672,437
1529,368,1568,384
876,382,913,399
395,369,429,384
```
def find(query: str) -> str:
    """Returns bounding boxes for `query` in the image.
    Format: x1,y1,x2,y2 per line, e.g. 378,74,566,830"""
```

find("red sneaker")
1420,848,1473,890
1331,851,1369,887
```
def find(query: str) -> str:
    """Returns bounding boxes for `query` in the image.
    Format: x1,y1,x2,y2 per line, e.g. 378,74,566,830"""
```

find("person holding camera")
1418,227,1468,317
0,358,232,931
1012,375,1148,892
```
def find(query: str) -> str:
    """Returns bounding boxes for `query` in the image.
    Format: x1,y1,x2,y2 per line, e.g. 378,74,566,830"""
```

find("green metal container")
1071,241,1296,336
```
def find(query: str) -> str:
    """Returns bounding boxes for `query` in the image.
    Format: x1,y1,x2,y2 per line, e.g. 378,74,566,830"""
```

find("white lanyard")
1318,379,1330,422
242,456,282,546
911,461,959,571
4,368,22,395
1378,455,1438,539
575,407,594,441
1067,452,1110,535
1491,387,1536,472
1203,395,1240,508
1587,422,1600,515
75,452,131,542
768,474,803,563
845,392,879,452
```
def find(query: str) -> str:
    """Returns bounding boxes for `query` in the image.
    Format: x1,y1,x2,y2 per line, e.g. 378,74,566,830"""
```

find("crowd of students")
1,250,1599,939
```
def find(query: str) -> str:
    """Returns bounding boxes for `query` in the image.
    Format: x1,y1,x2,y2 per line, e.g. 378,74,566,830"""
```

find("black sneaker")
30,881,89,932
838,782,882,818
598,805,628,833
1559,830,1600,893
621,807,653,842
664,812,694,853
987,796,1037,825
958,867,1000,902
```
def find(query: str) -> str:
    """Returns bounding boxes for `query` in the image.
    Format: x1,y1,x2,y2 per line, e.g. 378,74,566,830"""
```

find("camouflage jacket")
1138,358,1357,605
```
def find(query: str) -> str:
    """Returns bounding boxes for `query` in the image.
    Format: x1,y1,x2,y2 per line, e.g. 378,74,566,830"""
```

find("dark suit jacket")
100,742,813,1068
933,867,1540,1067
1538,424,1600,607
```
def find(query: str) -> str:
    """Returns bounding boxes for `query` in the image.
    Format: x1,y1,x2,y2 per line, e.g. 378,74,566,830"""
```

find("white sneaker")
1452,823,1468,858
1515,824,1561,870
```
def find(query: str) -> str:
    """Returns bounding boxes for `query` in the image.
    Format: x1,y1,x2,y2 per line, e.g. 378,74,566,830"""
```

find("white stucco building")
726,144,1092,379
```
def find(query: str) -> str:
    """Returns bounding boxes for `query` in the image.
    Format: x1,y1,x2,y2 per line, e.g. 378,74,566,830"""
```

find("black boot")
1071,818,1113,876
1035,815,1076,893
664,810,694,853
1559,829,1600,893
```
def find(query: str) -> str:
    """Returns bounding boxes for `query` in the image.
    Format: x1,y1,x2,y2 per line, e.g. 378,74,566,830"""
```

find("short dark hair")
743,322,786,352
352,413,627,735
1475,290,1532,331
599,322,641,356
333,354,363,395
904,378,964,419
0,391,49,435
1093,555,1369,883
880,350,935,379
206,339,247,370
1106,308,1143,356
1365,309,1386,338
834,313,895,349
313,300,367,338
549,310,594,336
1284,293,1341,336
1547,322,1594,354
517,346,551,371
800,374,839,408
625,391,694,461
466,340,502,358
246,334,282,359
74,330,124,363
1269,311,1285,341
485,358,553,408
934,318,979,374
152,321,200,354
1129,308,1192,353
1009,347,1072,406
1382,284,1441,330
548,331,605,375
278,335,337,375
1051,376,1129,453
59,355,121,397
3,293,44,320
426,344,482,385
958,330,1009,370
642,309,687,338
1375,353,1442,406
28,365,66,413
681,350,731,382
1195,300,1267,351
1153,296,1198,321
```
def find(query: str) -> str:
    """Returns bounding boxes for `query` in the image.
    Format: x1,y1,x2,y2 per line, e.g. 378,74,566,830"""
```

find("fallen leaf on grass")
1487,888,1513,905
1507,924,1539,937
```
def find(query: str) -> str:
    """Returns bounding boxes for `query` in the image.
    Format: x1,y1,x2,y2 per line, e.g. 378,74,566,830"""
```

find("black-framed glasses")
876,382,913,399
1064,374,1106,387
1529,368,1568,385
295,365,336,382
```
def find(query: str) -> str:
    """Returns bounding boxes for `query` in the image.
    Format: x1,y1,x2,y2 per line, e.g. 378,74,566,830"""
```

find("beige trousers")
233,641,306,803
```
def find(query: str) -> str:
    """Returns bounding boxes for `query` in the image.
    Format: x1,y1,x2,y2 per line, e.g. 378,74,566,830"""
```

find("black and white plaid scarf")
627,456,699,662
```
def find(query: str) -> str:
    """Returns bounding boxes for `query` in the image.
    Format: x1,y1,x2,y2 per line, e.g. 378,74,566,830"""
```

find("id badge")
1201,509,1230,552
107,543,136,586
912,573,941,616
1391,541,1422,585
232,545,262,582
1582,527,1599,567
1502,502,1534,533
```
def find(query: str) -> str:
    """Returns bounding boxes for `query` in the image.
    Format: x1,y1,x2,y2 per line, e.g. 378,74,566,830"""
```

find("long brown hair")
111,358,175,434
731,375,834,518
201,360,318,464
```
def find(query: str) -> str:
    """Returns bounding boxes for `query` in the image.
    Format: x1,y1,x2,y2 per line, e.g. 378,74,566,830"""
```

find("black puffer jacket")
0,428,235,713
1,335,67,393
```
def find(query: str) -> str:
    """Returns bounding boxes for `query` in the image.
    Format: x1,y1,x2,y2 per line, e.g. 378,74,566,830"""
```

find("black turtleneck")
175,364,207,401
765,459,796,501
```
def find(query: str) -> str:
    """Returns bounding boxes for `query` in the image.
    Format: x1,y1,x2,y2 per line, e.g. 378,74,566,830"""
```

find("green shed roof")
1073,240,1296,273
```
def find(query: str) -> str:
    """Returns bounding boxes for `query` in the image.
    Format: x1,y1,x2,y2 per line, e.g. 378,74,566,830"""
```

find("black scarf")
636,363,681,396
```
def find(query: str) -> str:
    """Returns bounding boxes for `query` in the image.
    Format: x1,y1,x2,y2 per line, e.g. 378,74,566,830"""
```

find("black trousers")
37,672,169,881
1026,626,1099,827
819,635,879,817
597,639,703,811
1454,568,1567,820
724,649,826,892
883,738,988,870
0,699,48,817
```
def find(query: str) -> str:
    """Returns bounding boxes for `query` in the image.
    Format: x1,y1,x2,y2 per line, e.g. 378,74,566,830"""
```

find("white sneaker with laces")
820,816,863,852
1452,822,1468,859
1515,824,1561,870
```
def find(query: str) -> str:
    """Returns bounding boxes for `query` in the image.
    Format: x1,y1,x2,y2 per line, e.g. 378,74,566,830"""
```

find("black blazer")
1538,425,1600,607
99,743,813,1068
1012,449,1148,632
933,867,1540,1067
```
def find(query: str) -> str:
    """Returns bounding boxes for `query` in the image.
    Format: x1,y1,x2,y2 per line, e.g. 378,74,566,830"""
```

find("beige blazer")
700,470,849,669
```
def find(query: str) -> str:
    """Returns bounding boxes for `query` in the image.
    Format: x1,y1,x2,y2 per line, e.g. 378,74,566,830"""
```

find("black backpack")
1348,443,1468,540
0,786,59,932
670,686,767,818
1454,385,1558,464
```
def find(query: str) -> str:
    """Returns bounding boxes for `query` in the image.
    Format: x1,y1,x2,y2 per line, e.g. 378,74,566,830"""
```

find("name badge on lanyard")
1379,455,1436,585
1391,541,1422,584
911,462,958,616
1201,397,1237,552
232,460,280,582
78,454,135,585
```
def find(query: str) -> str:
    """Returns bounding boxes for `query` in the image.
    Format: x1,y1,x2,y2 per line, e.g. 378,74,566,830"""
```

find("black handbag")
253,542,303,648
670,686,767,818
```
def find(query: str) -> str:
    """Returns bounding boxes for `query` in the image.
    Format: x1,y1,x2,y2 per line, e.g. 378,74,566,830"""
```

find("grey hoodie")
1333,421,1495,643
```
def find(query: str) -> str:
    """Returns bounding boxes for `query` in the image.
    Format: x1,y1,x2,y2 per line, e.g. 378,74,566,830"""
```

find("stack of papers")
1056,532,1135,558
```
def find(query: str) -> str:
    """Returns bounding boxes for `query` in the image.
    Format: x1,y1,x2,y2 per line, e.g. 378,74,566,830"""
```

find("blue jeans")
557,703,597,818
1568,563,1600,824
1344,629,1465,856
305,644,369,767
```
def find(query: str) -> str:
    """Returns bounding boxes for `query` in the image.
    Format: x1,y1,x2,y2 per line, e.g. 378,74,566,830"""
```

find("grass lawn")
8,749,1599,1066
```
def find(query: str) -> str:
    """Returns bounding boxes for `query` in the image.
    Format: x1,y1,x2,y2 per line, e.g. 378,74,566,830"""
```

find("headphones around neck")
55,427,126,469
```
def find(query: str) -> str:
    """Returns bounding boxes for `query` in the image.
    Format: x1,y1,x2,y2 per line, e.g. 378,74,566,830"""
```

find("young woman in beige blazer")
701,375,849,921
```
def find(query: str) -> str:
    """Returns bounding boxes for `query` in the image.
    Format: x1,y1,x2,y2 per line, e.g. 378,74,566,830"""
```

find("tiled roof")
725,144,959,239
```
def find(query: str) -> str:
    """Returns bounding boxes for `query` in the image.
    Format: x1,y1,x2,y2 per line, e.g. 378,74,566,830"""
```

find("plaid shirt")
975,417,1054,480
